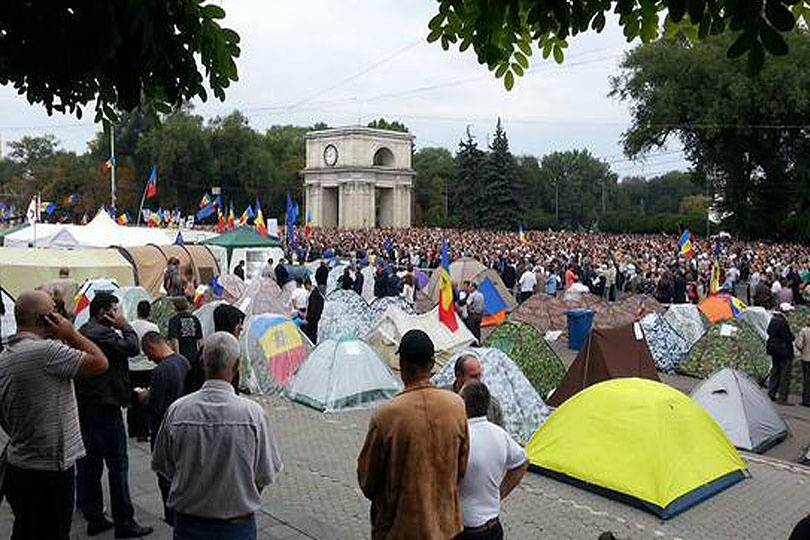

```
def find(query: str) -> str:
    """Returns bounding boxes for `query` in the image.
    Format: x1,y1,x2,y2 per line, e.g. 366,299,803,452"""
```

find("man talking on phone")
0,290,109,539
76,292,154,538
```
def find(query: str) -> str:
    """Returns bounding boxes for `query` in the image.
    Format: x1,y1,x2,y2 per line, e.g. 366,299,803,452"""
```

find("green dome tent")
483,321,565,400
677,319,769,382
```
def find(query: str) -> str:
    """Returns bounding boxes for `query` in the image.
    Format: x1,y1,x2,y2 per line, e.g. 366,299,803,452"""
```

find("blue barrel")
566,309,594,351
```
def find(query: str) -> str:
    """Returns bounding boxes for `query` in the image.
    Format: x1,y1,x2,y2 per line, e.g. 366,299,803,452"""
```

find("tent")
483,322,566,399
73,279,121,328
113,286,152,323
192,300,227,339
285,337,400,412
118,244,220,297
527,378,747,519
202,227,283,279
0,246,135,297
740,306,773,341
240,314,312,395
235,277,293,318
367,306,476,372
639,313,691,373
691,368,788,453
325,264,350,295
677,319,770,382
1,287,16,343
318,290,414,343
663,304,707,348
423,262,517,326
432,348,550,444
699,294,746,324
424,257,486,303
547,323,660,407
508,292,605,335
360,265,376,302
216,274,247,303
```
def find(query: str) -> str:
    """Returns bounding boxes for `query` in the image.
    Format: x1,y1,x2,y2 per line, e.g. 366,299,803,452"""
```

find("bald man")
0,291,108,540
442,355,504,428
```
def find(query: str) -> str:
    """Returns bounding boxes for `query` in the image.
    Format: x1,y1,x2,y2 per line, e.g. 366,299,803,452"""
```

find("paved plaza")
1,389,808,540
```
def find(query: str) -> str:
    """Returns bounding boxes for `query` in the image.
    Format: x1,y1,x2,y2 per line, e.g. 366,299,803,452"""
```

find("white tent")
113,286,152,323
691,368,788,453
1,287,16,343
740,306,773,341
326,263,350,295
285,338,400,412
74,278,121,328
3,210,174,249
360,265,376,302
663,304,706,348
432,348,550,444
192,300,227,339
367,306,476,372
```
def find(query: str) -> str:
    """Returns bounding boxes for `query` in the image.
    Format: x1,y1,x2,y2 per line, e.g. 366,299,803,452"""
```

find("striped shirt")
0,332,86,471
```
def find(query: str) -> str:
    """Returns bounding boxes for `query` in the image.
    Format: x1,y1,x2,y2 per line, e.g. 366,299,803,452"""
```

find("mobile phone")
40,313,57,327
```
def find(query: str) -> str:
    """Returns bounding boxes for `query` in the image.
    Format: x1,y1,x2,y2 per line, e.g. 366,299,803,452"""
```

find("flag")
117,212,129,226
105,156,117,169
26,195,40,225
304,210,313,240
228,202,236,231
710,260,721,295
81,212,89,225
174,231,185,245
45,203,56,217
255,199,268,237
199,193,212,208
438,238,459,332
678,230,695,259
286,193,299,244
239,205,254,226
217,207,227,233
145,165,158,199
518,225,527,243
148,210,161,228
729,296,747,319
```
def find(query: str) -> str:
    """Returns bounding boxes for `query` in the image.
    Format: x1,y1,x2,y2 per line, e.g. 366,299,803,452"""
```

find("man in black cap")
357,329,470,540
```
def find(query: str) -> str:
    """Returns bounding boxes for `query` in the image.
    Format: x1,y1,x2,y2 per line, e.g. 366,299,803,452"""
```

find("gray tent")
691,368,788,453
285,337,401,412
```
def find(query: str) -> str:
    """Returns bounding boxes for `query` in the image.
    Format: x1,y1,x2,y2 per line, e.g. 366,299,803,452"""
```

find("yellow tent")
527,378,746,519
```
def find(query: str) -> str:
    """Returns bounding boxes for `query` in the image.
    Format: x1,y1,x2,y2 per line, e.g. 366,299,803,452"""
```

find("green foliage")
679,194,710,216
450,128,486,228
481,119,522,229
615,171,701,214
611,30,810,240
366,118,409,133
428,0,804,89
413,147,455,226
0,2,240,121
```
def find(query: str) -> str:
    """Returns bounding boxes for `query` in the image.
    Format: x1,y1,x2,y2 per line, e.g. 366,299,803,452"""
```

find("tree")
539,150,617,229
367,118,409,133
679,194,710,216
0,2,240,120
481,119,522,229
611,30,810,239
7,135,58,178
450,128,485,228
427,0,808,90
413,147,455,226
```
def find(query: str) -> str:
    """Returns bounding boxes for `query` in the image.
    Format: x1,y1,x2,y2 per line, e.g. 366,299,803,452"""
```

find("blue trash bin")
566,309,594,351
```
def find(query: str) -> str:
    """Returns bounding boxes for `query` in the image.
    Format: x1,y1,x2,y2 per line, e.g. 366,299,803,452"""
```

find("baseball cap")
397,329,435,367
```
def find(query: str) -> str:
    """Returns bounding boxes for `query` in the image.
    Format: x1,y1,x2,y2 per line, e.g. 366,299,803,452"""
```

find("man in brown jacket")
357,329,470,539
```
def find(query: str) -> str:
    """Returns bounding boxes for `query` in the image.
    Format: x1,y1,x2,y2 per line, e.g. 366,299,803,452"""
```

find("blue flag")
441,238,450,270
286,193,299,243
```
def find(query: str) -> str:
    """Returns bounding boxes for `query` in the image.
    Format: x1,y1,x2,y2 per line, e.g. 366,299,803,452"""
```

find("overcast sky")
0,1,686,177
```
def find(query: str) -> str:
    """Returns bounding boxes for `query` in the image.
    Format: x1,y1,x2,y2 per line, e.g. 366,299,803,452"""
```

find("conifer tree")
481,118,522,229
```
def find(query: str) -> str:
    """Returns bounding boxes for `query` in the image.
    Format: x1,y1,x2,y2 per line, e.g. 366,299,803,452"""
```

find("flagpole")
136,185,147,226
109,123,117,211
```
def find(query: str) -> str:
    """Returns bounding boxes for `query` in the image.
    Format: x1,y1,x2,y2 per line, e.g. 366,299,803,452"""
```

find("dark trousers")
3,464,75,540
174,513,256,540
466,315,482,343
802,361,810,406
76,404,135,525
127,370,152,439
517,291,533,304
455,518,504,540
768,356,793,401
150,437,175,525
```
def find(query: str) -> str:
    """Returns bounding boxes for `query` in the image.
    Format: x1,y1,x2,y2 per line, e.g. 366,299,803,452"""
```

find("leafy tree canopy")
367,118,409,132
0,1,240,121
427,0,808,90
611,30,810,239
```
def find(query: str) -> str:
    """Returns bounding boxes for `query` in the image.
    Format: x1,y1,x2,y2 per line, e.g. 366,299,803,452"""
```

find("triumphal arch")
302,126,415,228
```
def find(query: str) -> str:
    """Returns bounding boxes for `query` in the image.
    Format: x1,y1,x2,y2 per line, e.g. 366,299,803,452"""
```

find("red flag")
145,166,158,199
438,268,458,332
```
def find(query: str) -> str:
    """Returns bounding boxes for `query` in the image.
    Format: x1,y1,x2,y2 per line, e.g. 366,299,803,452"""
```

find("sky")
0,1,687,178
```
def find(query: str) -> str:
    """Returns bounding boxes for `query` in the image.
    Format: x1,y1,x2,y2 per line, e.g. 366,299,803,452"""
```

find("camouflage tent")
786,307,810,394
483,321,566,400
677,319,769,382
150,296,178,336
318,290,414,343
640,313,690,373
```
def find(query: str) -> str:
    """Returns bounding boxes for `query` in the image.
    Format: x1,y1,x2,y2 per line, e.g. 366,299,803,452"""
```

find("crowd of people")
1,227,810,539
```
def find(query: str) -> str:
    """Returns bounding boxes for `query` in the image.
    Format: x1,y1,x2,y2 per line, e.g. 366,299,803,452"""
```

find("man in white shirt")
457,381,527,540
128,300,159,442
517,267,537,304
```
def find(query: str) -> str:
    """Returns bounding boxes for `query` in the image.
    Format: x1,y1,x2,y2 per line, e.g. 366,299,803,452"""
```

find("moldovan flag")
678,230,695,259
255,200,268,237
438,238,458,332
145,166,158,199
227,202,236,231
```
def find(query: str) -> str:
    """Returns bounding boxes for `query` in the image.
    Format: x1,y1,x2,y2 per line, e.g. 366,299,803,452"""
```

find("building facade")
302,126,415,228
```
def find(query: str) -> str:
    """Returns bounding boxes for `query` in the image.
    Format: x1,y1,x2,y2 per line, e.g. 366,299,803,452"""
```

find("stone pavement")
1,394,809,540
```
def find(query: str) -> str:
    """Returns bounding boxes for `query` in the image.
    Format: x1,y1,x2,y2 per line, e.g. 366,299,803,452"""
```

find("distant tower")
301,126,415,228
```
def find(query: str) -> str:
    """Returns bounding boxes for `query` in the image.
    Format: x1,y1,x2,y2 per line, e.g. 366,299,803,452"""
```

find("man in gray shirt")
152,332,283,539
0,291,108,540
466,282,485,342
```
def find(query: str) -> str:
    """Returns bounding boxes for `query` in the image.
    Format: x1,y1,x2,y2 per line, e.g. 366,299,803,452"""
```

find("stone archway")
373,147,395,167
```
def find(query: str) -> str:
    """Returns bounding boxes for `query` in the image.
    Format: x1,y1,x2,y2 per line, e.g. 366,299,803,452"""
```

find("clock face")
323,144,338,167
